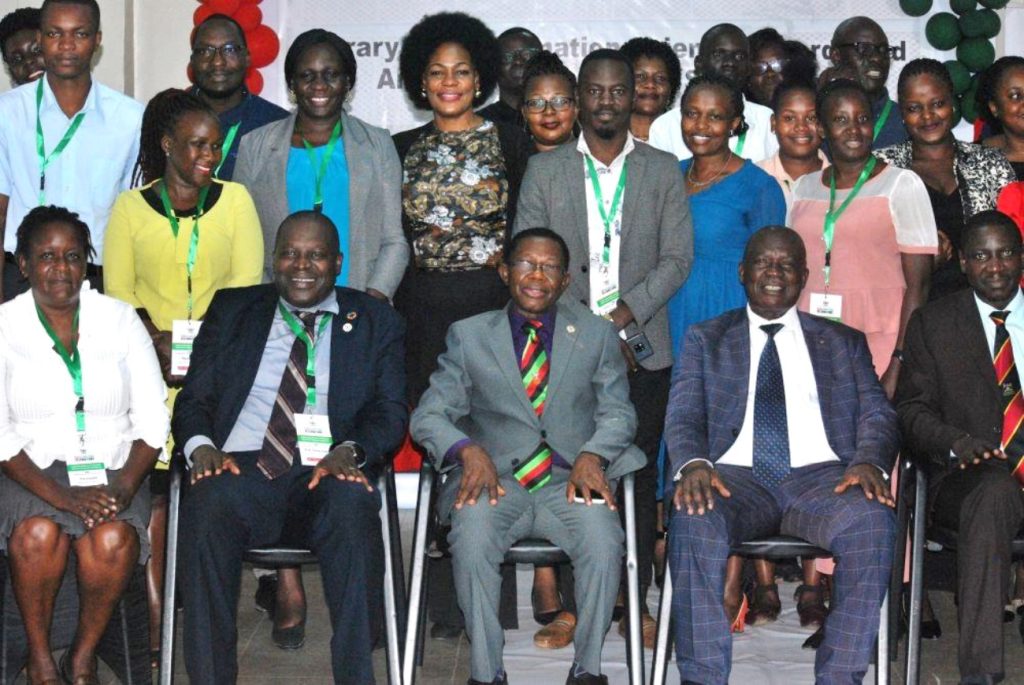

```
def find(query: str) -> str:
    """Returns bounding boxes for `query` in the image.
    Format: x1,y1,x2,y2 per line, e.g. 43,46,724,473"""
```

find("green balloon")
949,98,963,129
957,37,996,72
950,0,977,13
945,60,972,94
926,13,962,51
899,0,932,16
960,91,979,123
960,8,1001,38
979,0,1009,8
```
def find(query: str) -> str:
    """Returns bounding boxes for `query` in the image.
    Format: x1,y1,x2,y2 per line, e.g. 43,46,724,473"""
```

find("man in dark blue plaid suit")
665,227,898,685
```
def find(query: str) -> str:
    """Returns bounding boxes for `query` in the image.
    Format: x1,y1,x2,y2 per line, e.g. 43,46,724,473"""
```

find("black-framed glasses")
502,48,540,65
753,58,786,76
837,42,894,58
510,259,565,278
524,96,575,112
192,43,246,61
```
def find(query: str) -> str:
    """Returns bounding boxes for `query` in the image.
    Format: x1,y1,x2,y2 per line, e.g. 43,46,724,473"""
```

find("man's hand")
365,288,389,302
308,445,373,491
951,434,1006,469
190,445,240,484
834,463,895,507
57,485,117,529
607,302,635,331
672,461,730,515
455,444,504,509
566,452,616,510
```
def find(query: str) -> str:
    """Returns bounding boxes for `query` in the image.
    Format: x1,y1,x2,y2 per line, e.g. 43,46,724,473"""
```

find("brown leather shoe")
617,610,657,649
534,610,576,649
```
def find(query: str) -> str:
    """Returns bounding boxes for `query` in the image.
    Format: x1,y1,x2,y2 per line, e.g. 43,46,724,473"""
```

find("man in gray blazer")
411,228,645,685
513,48,693,639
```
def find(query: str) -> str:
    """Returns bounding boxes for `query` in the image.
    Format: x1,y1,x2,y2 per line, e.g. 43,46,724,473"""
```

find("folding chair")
402,463,644,685
158,457,405,685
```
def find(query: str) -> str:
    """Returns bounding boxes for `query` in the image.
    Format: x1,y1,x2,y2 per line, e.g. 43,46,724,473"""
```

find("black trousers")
931,462,1024,681
180,451,383,684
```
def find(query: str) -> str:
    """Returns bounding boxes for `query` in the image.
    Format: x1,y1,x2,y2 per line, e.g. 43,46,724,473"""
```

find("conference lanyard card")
295,413,332,466
67,446,108,487
171,319,202,376
809,292,843,322
593,282,619,317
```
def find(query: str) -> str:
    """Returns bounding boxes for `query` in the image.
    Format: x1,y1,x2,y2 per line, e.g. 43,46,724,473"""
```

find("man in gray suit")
513,48,693,642
411,228,645,685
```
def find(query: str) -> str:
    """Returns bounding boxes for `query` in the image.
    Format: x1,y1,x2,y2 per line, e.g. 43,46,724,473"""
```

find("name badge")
593,285,619,316
809,292,843,322
67,437,107,487
295,413,332,466
171,319,202,376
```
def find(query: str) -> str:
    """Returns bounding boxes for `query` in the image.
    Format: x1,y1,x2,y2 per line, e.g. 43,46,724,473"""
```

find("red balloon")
205,0,241,14
233,5,262,31
193,5,216,25
245,68,264,95
238,0,263,4
246,25,280,69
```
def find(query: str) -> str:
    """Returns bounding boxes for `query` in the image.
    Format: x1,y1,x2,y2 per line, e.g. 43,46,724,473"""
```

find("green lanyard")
35,78,86,205
873,100,893,142
158,182,211,321
823,155,877,287
733,130,747,157
36,304,85,436
279,304,332,408
213,121,242,179
302,118,343,211
583,155,628,265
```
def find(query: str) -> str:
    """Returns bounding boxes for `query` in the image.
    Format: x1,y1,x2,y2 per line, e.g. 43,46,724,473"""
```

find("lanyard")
302,118,343,211
873,100,893,142
279,304,332,408
158,181,211,321
35,79,86,206
584,155,628,265
36,304,85,437
213,121,242,179
733,130,747,157
823,155,877,287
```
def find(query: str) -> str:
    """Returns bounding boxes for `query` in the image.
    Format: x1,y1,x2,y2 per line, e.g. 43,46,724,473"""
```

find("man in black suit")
898,210,1024,685
173,211,407,684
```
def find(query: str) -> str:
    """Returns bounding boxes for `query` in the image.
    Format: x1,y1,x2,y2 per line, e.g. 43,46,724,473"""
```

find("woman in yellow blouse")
103,88,263,665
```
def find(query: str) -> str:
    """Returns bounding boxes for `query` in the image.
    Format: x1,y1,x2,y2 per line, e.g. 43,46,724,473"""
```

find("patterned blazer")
663,307,899,479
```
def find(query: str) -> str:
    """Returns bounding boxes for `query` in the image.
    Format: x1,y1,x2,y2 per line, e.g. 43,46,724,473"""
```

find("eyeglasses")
524,96,575,112
502,48,540,65
510,259,565,278
836,42,894,58
753,59,786,76
192,43,246,61
709,49,749,63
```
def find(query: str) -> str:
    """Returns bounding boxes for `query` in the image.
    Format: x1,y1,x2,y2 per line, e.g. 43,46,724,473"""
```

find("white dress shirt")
0,77,144,263
973,288,1024,361
577,133,635,316
647,96,778,163
0,286,169,470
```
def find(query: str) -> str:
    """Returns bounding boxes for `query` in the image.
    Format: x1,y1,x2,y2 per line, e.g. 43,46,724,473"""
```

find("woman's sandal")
729,593,749,633
746,583,782,626
795,583,828,628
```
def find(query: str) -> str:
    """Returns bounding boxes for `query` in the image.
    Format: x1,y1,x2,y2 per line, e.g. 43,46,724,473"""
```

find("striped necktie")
990,311,1024,486
513,320,552,492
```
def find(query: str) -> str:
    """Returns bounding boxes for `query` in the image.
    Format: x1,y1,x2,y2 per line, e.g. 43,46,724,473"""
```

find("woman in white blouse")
0,206,169,685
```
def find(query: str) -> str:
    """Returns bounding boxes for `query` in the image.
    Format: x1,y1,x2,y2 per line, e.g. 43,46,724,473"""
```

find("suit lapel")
487,308,540,420
957,292,999,388
619,147,645,245
722,316,750,428
343,114,368,248
224,288,278,433
567,149,590,254
546,303,579,403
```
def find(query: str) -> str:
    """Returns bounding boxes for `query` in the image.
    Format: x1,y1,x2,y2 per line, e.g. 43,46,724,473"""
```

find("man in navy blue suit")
172,211,407,684
665,226,898,685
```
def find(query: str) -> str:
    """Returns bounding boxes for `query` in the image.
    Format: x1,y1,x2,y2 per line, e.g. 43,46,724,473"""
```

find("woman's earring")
421,89,427,98
475,89,482,98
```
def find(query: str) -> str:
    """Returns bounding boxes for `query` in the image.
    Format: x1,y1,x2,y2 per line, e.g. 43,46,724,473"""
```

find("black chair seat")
504,538,571,565
732,535,831,559
243,547,319,567
926,525,1024,557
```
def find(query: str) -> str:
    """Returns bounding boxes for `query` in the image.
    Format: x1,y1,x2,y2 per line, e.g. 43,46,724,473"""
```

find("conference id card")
295,413,332,466
66,446,108,487
592,281,619,317
171,320,202,376
809,292,843,322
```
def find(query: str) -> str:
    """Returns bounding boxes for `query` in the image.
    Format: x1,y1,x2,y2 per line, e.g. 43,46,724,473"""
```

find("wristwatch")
335,440,366,468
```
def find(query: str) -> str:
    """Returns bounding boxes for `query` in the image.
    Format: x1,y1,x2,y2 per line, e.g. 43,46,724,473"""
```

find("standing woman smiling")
979,56,1024,181
520,50,578,153
619,37,681,144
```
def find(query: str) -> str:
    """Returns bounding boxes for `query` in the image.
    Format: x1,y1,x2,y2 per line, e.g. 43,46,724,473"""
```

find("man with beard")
478,27,542,128
648,23,778,163
515,48,693,648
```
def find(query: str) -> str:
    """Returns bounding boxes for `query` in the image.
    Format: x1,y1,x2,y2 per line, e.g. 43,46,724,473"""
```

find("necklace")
687,153,731,187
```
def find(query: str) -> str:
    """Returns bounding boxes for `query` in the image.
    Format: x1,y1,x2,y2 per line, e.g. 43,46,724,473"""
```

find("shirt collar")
974,288,1024,320
746,304,802,334
871,90,894,116
279,290,340,316
508,305,556,333
40,75,101,123
577,131,635,168
192,86,252,125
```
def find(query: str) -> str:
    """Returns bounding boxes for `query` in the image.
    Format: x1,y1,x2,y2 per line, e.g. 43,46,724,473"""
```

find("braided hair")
133,88,218,186
897,57,955,101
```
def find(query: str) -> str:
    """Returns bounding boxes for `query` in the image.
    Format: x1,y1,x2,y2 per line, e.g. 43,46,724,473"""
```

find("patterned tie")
513,320,553,492
258,310,318,480
990,311,1024,486
752,323,791,489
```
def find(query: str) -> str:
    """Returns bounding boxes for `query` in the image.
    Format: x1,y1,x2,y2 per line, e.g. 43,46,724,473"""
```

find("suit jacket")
171,284,408,473
513,140,693,371
410,300,646,516
896,289,1005,482
664,308,898,479
233,113,409,296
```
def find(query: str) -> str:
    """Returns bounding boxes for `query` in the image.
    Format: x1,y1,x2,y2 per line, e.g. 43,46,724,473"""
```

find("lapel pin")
342,322,354,333
566,325,576,334
346,311,358,321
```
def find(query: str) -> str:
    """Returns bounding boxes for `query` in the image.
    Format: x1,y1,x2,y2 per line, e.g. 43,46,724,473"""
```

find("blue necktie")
753,323,790,489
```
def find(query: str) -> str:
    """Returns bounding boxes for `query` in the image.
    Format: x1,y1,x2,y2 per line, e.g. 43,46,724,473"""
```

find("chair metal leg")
386,464,407,633
378,466,402,685
904,465,927,685
158,463,182,685
402,466,435,685
650,559,672,685
623,472,644,685
876,591,889,685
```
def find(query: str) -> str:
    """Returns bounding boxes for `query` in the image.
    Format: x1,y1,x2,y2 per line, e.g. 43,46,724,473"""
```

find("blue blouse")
286,142,351,286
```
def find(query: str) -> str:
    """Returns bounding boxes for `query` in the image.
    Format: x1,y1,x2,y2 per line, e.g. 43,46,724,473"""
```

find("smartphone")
573,488,606,504
625,331,654,363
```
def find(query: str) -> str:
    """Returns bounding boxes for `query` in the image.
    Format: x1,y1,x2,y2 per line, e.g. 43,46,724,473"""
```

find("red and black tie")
990,310,1024,486
513,320,552,492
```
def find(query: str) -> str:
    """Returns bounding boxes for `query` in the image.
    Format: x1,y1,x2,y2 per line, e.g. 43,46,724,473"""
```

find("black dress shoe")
254,575,277,616
271,620,306,650
565,669,608,685
802,625,825,650
430,622,463,640
467,675,507,685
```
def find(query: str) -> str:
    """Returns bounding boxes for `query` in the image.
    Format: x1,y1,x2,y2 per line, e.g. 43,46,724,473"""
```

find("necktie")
990,311,1024,486
513,320,553,492
258,310,319,480
752,323,790,489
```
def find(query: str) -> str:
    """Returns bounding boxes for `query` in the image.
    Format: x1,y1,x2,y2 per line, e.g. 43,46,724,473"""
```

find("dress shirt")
647,96,778,162
578,133,634,316
195,88,288,181
973,288,1024,360
0,77,143,263
183,291,339,460
0,285,169,469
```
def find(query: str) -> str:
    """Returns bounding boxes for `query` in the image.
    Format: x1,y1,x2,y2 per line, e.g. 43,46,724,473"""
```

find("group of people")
1,1,1024,684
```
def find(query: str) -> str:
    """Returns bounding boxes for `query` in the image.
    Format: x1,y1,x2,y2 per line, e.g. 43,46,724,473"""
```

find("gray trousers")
448,471,623,681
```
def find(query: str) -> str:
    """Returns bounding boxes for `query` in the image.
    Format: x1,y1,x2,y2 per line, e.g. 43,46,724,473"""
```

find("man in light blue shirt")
0,0,143,300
